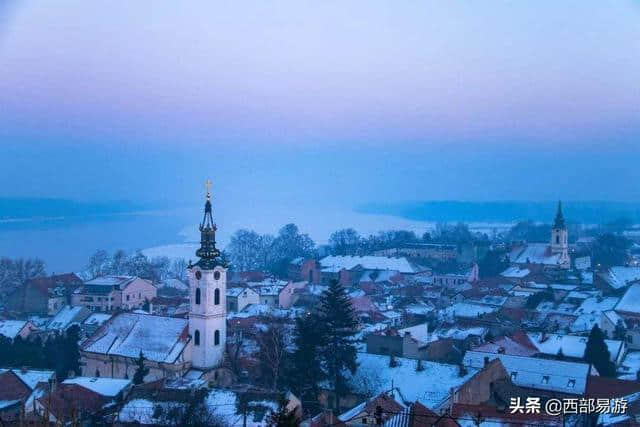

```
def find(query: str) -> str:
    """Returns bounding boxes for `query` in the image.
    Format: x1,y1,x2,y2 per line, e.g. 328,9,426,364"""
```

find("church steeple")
194,180,224,269
553,201,566,230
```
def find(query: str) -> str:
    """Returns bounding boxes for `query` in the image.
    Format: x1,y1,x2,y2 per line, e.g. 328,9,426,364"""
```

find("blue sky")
1,1,639,206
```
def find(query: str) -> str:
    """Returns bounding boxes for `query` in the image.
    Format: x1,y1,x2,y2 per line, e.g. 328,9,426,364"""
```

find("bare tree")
256,325,288,391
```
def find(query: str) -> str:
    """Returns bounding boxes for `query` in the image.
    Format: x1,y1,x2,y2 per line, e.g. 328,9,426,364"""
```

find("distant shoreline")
356,200,640,224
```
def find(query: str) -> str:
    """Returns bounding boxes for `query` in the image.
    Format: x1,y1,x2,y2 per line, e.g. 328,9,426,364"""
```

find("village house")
6,273,83,315
0,368,56,424
0,319,38,341
314,255,429,287
226,285,260,312
72,275,157,312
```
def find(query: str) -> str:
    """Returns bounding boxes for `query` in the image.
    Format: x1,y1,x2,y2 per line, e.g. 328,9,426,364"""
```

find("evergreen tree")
584,325,616,377
286,314,325,415
317,280,358,411
266,398,298,427
133,351,150,385
62,325,81,379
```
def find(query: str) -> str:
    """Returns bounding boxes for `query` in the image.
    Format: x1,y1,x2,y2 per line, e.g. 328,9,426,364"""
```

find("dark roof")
0,370,32,401
38,383,107,422
26,273,83,296
585,376,640,399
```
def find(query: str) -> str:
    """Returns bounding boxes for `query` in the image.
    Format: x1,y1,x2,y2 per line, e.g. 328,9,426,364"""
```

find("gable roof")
463,351,591,395
319,256,423,274
82,312,189,363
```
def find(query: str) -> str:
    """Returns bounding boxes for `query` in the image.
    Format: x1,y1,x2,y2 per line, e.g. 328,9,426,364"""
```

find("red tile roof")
0,370,31,401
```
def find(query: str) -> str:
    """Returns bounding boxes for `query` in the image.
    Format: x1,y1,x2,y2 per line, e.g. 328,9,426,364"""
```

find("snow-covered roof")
603,267,640,290
348,353,477,409
319,255,422,274
527,332,623,362
83,313,113,326
0,320,29,339
508,243,562,266
360,270,400,283
463,351,591,395
570,314,600,334
227,286,257,298
0,368,55,390
47,305,89,331
500,266,530,279
574,297,619,316
618,351,640,380
82,312,188,363
62,377,131,397
442,303,497,319
84,275,136,287
616,284,640,315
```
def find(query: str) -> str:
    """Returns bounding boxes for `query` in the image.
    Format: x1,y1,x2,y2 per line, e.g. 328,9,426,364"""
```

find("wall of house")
81,347,191,382
121,278,157,310
279,281,306,309
453,360,508,405
366,334,403,357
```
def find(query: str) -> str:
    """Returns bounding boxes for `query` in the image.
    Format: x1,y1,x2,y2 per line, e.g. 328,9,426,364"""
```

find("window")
138,293,141,298
214,330,220,345
195,288,201,305
194,330,200,346
214,288,220,305
556,235,560,244
126,295,130,301
510,372,518,381
628,335,633,343
567,379,575,388
542,375,549,384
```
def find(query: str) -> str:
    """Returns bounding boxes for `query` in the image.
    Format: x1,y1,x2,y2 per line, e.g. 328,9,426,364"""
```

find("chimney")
483,356,490,367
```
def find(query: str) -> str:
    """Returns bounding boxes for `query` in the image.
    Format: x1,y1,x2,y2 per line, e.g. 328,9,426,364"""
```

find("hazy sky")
1,1,639,207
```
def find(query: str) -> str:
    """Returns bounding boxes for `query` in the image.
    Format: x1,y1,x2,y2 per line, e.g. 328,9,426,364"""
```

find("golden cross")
205,179,212,199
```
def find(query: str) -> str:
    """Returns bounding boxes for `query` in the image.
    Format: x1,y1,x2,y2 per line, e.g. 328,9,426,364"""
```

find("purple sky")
1,1,639,204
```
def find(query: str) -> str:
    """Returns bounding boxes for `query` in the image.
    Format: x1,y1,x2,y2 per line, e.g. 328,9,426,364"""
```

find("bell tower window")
214,330,220,345
194,330,200,346
195,288,201,305
214,288,220,305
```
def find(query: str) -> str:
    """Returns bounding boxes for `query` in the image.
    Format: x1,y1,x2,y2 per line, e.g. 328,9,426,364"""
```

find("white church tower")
550,201,570,269
188,181,227,369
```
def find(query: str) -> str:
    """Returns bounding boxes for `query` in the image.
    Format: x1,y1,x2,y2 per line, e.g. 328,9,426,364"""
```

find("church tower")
550,201,570,268
188,182,227,369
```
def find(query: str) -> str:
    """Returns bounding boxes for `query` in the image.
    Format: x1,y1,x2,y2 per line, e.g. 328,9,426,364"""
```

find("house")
527,332,626,366
35,382,116,425
383,402,459,427
595,266,640,294
433,264,479,288
345,353,478,411
336,391,404,426
279,281,307,309
288,258,321,283
80,312,193,382
6,273,83,315
246,279,288,308
72,275,157,312
0,368,56,423
472,331,539,357
0,319,37,340
62,377,132,401
46,305,91,332
374,243,457,262
317,255,428,287
463,351,594,395
226,286,260,312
